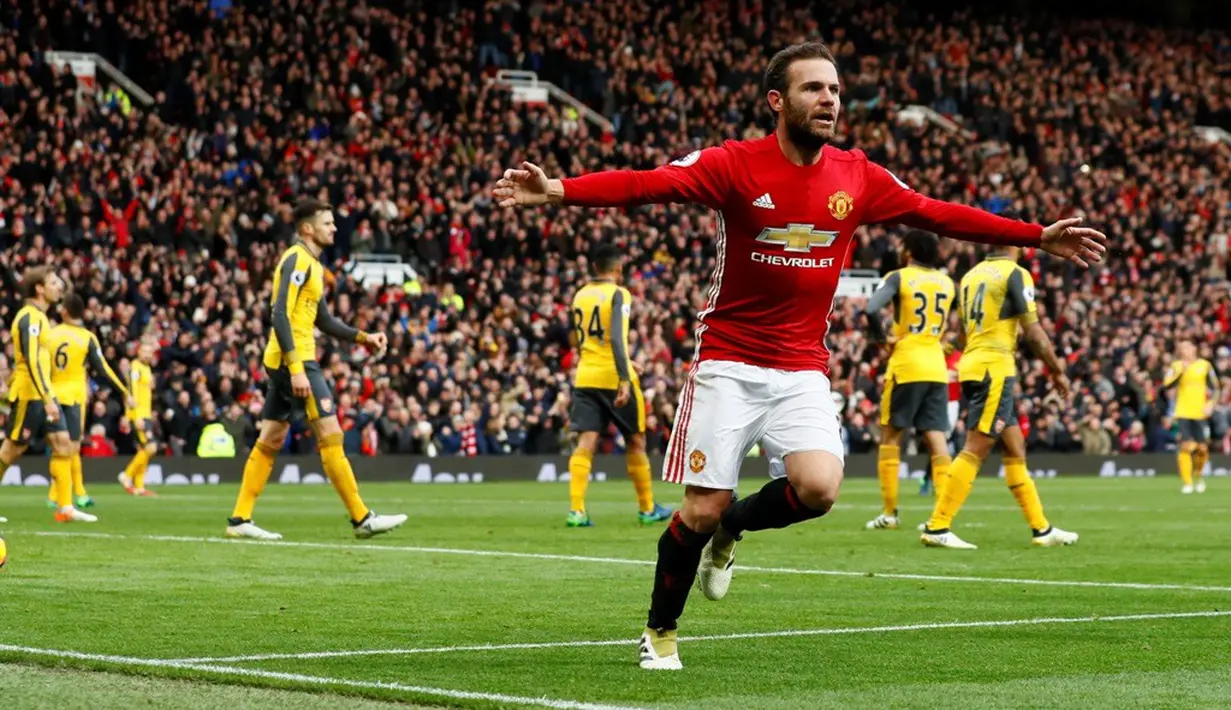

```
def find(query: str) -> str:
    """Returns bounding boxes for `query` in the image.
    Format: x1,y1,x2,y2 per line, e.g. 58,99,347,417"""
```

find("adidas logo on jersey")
752,193,775,209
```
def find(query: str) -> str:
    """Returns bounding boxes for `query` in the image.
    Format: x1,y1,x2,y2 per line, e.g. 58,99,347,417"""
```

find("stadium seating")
0,0,1228,458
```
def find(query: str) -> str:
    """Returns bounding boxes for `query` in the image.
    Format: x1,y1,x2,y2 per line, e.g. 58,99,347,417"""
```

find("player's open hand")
45,400,61,424
614,380,632,407
493,162,560,207
290,372,311,398
1040,218,1107,268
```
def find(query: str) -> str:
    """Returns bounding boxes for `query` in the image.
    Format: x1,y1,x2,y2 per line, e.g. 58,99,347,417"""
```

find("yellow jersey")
50,323,130,406
128,360,154,421
869,265,955,383
7,304,55,403
571,281,636,390
957,257,1038,382
1165,358,1219,420
262,241,326,374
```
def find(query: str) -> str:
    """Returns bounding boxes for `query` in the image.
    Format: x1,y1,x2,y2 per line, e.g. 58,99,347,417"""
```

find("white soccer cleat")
697,526,739,601
1182,484,1194,495
1031,526,1079,547
1195,480,1207,494
0,516,6,523
920,530,978,549
638,628,682,670
354,512,408,539
225,521,283,541
55,508,97,523
865,514,900,530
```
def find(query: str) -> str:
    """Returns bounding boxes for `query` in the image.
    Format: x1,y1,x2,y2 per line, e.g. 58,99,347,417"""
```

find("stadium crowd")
1,0,1229,459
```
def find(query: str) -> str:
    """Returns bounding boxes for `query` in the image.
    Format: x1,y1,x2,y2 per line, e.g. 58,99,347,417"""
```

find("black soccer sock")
721,477,828,537
646,512,713,632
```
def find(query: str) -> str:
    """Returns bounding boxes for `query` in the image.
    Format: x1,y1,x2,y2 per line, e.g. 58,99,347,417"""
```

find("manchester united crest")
688,449,707,473
828,190,853,221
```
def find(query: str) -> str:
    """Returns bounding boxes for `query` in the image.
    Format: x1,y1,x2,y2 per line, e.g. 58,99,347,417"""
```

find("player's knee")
625,433,646,455
143,443,158,456
311,415,342,440
793,472,841,513
574,431,600,454
680,490,732,533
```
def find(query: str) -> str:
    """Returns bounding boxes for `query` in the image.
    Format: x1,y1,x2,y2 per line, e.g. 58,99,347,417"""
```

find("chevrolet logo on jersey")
755,223,839,252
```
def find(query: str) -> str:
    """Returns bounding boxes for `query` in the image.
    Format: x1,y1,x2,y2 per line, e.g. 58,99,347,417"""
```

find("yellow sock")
931,454,952,500
1192,446,1209,482
71,454,87,498
927,450,981,531
50,454,73,509
877,444,900,517
48,482,56,505
1178,445,1194,486
319,433,370,523
231,440,279,520
569,449,593,513
627,451,654,514
126,449,151,489
1004,457,1049,533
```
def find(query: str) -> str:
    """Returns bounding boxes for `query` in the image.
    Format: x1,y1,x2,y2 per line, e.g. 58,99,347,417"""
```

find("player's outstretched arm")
315,302,386,355
861,162,1107,268
493,149,731,210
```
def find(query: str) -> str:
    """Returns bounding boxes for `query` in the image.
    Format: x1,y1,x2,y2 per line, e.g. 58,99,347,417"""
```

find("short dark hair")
292,198,331,229
21,266,50,300
763,42,838,96
64,292,86,320
591,244,623,275
902,230,942,268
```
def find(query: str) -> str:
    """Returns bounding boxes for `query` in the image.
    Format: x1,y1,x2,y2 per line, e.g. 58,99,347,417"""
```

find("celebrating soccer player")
225,198,406,541
494,41,1106,670
47,293,135,510
566,244,673,528
1164,339,1219,494
0,267,95,523
920,246,1078,550
863,230,955,530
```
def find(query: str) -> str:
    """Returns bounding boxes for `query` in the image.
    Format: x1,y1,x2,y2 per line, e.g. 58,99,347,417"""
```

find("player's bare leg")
567,431,599,527
226,419,288,541
311,414,406,538
640,486,731,670
701,450,841,602
868,426,903,530
48,432,95,523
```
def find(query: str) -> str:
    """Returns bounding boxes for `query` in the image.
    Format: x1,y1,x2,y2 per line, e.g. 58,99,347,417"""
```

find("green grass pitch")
1,475,1229,709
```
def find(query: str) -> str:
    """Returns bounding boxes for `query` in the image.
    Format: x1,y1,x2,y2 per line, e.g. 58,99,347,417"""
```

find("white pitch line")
167,610,1231,664
0,644,642,710
31,530,1231,593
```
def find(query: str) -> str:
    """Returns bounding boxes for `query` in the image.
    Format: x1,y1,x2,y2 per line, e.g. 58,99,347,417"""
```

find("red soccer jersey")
946,349,963,402
561,135,1041,373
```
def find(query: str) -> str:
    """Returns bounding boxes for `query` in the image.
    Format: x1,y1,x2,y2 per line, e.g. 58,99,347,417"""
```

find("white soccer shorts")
662,360,844,490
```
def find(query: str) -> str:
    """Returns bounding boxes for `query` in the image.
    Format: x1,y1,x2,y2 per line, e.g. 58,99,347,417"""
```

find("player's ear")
766,89,784,113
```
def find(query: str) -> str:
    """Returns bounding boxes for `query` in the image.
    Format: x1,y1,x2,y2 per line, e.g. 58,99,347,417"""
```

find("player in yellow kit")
921,247,1078,549
863,231,955,530
566,244,672,527
47,293,133,509
0,267,95,523
225,198,405,540
118,342,159,497
1164,339,1220,494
